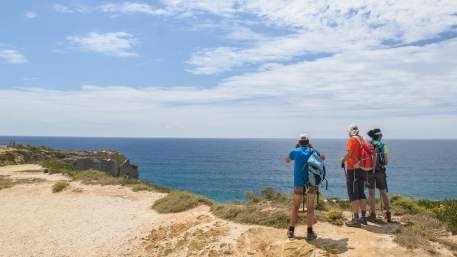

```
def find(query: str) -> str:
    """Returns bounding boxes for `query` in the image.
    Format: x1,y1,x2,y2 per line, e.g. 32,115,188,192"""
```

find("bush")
434,200,457,234
52,181,69,193
323,208,345,226
40,159,73,174
211,203,293,228
152,191,213,213
390,195,427,215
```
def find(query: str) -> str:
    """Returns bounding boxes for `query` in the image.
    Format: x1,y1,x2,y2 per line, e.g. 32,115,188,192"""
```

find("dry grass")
211,203,293,228
0,175,45,190
394,214,449,252
322,208,345,226
52,181,70,193
152,191,213,213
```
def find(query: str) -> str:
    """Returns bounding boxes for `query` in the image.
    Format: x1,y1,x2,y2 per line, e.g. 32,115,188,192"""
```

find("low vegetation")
40,159,170,193
394,214,450,253
211,188,336,228
322,208,345,226
0,175,45,190
52,181,69,193
389,195,457,235
152,190,213,213
40,159,73,174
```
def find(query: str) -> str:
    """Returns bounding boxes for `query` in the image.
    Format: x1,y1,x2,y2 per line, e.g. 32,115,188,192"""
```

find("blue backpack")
306,150,328,189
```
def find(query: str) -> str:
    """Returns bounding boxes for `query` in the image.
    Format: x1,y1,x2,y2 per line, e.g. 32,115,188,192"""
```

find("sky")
1,0,457,139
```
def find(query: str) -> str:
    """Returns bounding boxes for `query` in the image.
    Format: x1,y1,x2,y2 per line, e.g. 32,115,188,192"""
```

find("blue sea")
1,136,456,202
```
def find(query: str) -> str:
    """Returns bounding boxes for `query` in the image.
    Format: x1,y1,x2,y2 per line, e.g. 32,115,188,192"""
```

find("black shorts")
367,168,387,190
346,169,367,201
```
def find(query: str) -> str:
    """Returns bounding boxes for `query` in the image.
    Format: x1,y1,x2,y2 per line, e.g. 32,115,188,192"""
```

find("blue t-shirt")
289,147,314,175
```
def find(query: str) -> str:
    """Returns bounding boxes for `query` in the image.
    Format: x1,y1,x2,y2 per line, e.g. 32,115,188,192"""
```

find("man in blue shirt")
284,134,325,240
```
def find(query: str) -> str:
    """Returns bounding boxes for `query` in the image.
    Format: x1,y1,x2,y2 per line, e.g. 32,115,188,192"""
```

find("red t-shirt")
346,136,361,170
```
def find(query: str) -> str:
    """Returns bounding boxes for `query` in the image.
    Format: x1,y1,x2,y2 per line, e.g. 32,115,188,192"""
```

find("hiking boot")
306,231,317,241
367,213,377,223
345,219,361,228
287,227,295,239
385,211,393,223
359,216,368,226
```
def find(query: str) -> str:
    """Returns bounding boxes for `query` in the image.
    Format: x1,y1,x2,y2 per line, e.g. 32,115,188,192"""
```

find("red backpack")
353,136,376,172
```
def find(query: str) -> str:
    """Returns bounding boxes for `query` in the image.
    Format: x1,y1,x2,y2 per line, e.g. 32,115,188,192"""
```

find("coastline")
1,145,456,256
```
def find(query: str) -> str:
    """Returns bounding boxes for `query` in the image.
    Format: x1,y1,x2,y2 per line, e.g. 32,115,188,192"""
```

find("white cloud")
51,2,167,16
1,38,456,137
67,32,138,57
98,2,168,16
185,0,457,74
51,3,90,13
24,11,37,19
0,49,28,64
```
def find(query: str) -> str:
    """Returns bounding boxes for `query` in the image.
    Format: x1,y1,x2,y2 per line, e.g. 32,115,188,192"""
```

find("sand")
0,164,455,257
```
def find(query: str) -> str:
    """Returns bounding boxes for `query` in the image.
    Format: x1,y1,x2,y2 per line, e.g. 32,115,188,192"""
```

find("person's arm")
341,138,354,165
383,145,389,166
285,150,294,164
341,151,352,164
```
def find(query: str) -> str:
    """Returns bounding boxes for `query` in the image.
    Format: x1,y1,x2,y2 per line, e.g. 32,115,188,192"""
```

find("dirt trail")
0,165,454,257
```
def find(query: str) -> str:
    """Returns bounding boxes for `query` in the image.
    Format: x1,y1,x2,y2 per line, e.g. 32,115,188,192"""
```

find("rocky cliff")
0,144,139,179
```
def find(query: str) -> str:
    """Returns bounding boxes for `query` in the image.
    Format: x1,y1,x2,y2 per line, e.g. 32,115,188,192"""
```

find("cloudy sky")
1,1,457,138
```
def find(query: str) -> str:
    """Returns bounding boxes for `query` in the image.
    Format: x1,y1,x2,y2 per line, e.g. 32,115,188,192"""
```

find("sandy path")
0,165,165,257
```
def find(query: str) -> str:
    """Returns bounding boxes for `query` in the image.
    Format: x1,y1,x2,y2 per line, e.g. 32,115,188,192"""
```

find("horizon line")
1,135,456,140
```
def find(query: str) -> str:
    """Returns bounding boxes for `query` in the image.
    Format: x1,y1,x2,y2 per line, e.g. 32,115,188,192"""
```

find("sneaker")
345,219,361,228
359,216,367,226
287,227,294,238
306,231,317,241
385,211,393,223
367,213,377,223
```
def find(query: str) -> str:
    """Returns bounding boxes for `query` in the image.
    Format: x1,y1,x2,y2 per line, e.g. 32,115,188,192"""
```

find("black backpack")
373,143,386,171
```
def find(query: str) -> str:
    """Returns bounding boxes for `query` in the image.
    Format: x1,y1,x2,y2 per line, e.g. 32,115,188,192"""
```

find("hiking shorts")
366,168,387,190
346,169,367,201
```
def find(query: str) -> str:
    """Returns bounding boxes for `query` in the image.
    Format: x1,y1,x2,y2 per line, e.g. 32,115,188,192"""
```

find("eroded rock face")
72,158,138,179
0,145,139,179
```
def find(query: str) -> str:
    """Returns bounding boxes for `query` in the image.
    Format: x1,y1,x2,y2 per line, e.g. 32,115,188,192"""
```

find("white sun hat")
298,133,309,141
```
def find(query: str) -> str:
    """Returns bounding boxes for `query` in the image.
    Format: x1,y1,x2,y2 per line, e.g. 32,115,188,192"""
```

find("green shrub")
211,203,293,228
40,159,73,174
52,181,69,193
434,200,457,234
323,208,345,226
152,191,213,213
390,195,427,215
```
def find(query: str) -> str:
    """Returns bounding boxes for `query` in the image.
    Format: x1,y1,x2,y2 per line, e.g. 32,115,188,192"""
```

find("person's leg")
306,188,314,228
346,170,361,227
368,188,376,214
290,188,303,227
306,187,317,240
380,189,392,222
380,189,390,211
288,187,303,238
376,171,392,222
367,188,377,222
357,169,368,225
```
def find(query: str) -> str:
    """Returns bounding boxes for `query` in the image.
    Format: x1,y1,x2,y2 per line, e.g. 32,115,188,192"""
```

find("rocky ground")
0,164,456,257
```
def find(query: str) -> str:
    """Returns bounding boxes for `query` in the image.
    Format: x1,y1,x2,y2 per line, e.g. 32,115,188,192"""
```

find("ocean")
1,136,456,202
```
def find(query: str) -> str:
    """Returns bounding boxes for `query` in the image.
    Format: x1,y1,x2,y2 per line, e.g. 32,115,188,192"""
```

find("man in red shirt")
341,124,368,227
